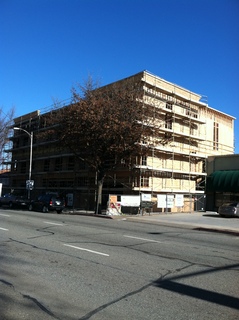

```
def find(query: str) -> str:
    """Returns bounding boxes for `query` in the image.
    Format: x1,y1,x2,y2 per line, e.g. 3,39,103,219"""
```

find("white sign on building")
166,195,174,208
175,194,184,207
141,193,151,202
157,194,175,208
121,195,140,207
157,194,166,208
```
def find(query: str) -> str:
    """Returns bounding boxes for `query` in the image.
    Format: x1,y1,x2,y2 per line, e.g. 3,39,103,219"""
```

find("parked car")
0,193,30,209
29,193,65,213
218,202,239,217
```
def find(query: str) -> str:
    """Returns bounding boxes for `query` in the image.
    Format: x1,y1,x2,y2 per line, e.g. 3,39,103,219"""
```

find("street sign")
26,180,34,190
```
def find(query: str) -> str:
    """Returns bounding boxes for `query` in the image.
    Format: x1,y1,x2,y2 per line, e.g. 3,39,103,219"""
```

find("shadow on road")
153,263,239,310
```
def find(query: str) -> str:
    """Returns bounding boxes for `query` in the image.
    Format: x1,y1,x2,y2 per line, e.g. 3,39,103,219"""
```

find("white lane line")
43,221,64,226
124,235,162,243
0,227,8,231
0,213,10,217
63,244,109,257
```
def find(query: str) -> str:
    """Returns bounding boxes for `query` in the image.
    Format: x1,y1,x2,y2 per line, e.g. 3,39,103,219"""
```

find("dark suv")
0,193,30,208
29,193,65,213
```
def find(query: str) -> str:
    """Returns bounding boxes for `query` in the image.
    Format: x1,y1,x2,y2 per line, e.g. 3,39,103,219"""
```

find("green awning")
206,170,239,192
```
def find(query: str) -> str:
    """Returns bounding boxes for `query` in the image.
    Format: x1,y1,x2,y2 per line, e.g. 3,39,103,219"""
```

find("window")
190,126,194,136
141,156,147,166
141,177,149,187
77,177,89,186
186,108,198,119
42,179,48,187
141,139,147,145
68,156,75,171
165,113,172,130
55,158,62,171
133,176,139,187
166,102,172,110
213,121,219,150
49,180,57,188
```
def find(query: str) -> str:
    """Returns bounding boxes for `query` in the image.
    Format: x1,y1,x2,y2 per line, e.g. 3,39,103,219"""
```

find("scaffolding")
134,71,224,212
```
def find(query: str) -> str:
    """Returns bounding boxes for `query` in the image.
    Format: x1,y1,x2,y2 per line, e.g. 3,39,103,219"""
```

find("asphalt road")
0,209,238,320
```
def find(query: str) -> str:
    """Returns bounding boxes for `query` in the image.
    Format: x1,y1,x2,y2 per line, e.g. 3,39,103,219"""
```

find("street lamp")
13,127,33,198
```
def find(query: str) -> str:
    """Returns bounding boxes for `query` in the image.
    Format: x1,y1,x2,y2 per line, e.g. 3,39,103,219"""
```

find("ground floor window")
141,176,149,187
215,192,239,208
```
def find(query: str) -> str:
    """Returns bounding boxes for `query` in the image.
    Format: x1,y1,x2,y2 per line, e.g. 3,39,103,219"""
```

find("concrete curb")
124,214,239,235
62,209,239,235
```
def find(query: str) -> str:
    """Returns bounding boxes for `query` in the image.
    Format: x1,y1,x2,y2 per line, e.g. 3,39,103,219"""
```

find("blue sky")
1,0,239,151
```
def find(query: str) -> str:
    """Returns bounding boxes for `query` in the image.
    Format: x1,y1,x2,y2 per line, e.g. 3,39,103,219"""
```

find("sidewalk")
125,211,239,235
64,209,239,235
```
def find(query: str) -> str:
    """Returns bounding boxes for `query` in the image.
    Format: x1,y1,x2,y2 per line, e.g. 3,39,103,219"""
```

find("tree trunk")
95,171,105,215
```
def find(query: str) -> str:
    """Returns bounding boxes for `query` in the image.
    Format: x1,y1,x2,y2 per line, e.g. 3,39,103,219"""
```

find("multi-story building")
4,71,235,212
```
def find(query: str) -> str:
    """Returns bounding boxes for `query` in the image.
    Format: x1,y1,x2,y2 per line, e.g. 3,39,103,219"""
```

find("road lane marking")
0,227,8,231
124,235,162,243
43,221,64,226
0,213,10,217
63,244,109,257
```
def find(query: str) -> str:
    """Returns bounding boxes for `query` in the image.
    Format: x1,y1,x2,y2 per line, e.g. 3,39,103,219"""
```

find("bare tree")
42,77,159,213
0,106,15,168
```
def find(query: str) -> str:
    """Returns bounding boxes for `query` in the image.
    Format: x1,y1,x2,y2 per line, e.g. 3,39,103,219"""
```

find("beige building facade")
4,71,235,212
